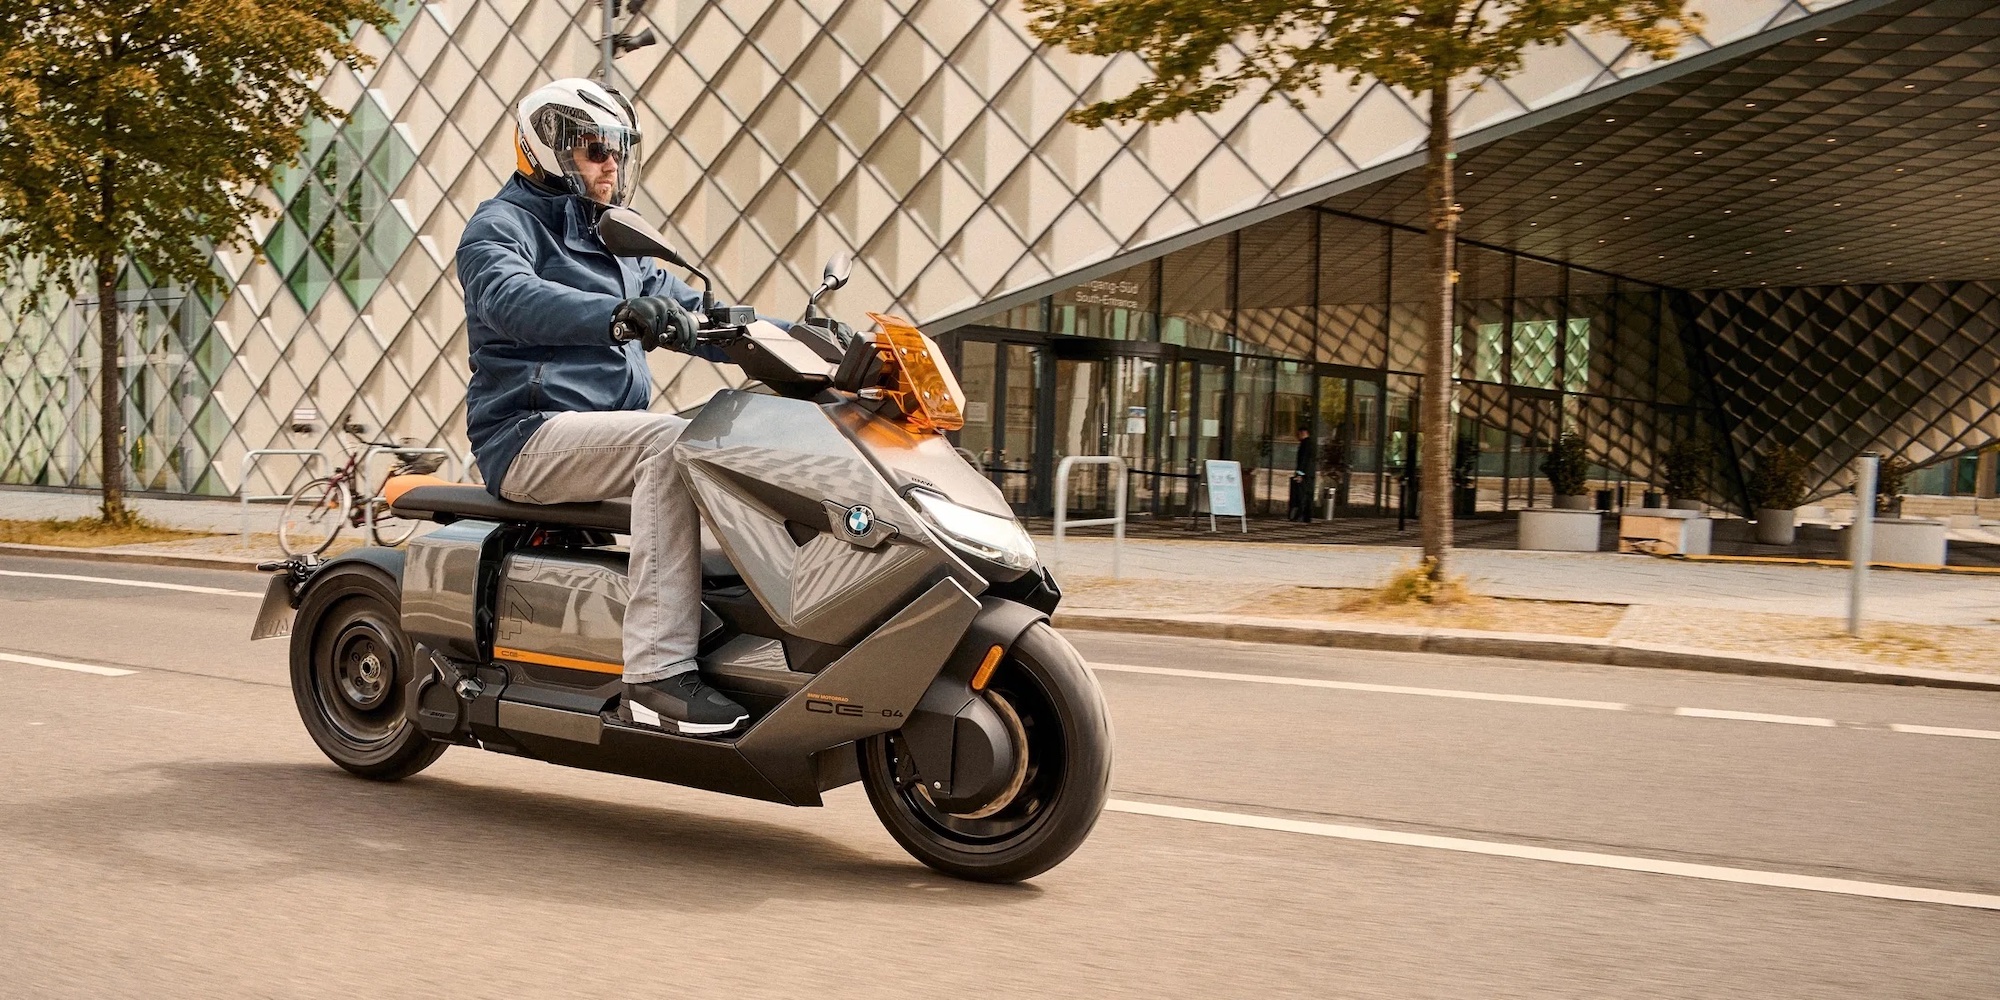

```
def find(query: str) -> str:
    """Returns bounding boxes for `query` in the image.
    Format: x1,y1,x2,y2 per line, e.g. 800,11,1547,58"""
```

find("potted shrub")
1452,437,1479,516
1746,445,1809,545
1541,433,1592,509
1662,438,1712,511
1875,456,1909,519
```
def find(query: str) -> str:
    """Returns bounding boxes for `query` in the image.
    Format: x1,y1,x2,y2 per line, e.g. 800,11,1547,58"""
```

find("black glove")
611,296,700,353
803,314,856,348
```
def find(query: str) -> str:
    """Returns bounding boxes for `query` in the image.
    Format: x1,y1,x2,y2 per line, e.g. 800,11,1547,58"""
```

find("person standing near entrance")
1288,426,1315,522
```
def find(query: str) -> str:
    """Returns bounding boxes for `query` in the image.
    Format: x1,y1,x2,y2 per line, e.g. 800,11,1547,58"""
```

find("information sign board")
1203,460,1248,532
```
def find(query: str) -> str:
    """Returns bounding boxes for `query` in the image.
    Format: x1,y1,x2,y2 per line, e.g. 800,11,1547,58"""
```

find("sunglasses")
578,140,624,164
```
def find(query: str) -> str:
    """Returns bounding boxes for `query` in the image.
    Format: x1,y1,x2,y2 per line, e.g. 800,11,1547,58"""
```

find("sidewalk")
1038,536,2000,686
4,486,1995,687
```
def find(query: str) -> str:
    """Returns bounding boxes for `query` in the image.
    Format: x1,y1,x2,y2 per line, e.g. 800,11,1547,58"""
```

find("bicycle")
276,427,447,555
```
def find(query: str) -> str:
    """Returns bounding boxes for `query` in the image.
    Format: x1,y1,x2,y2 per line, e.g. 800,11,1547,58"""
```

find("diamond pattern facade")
1685,281,2000,503
13,0,1983,509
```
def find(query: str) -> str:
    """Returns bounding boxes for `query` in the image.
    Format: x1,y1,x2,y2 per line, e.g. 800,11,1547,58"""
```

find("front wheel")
289,563,445,780
859,622,1111,882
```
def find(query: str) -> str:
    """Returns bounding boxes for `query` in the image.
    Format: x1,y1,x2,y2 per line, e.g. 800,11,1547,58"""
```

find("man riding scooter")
455,78,761,736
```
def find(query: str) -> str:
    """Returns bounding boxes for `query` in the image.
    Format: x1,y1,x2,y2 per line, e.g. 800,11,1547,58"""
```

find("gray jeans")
500,410,699,684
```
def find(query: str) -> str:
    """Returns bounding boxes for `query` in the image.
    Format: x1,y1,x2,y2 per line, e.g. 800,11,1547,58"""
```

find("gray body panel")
677,390,982,645
402,520,500,662
495,549,628,668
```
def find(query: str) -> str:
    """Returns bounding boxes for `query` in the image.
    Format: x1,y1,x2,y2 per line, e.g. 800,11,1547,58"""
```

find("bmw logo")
844,505,874,536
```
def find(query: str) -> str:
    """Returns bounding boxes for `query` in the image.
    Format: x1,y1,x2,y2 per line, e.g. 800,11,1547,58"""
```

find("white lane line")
1889,723,2000,740
1674,707,1837,727
1089,662,1996,743
1086,662,1630,711
0,651,136,677
1106,799,2000,912
0,568,261,598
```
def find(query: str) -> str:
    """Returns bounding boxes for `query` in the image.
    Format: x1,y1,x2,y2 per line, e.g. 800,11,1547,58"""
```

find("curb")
1052,609,2000,693
0,542,267,573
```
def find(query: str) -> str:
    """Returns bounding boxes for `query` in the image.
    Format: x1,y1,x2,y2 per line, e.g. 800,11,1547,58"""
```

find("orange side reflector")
970,644,1004,691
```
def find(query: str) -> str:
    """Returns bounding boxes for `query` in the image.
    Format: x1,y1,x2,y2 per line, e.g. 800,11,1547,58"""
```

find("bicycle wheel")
278,478,351,556
367,494,422,547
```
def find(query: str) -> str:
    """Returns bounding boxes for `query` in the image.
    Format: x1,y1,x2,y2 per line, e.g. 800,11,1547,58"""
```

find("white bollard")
1848,453,1878,637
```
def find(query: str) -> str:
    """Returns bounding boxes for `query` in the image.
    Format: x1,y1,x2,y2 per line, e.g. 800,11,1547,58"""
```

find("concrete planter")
1554,494,1595,511
1618,507,1712,556
1669,498,1704,511
1863,517,1948,567
1519,508,1603,552
1753,507,1797,546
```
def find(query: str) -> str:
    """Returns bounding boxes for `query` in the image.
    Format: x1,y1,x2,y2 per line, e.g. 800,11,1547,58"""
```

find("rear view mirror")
597,207,688,268
822,252,852,291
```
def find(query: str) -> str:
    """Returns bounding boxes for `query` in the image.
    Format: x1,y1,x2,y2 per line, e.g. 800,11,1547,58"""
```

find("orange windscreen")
867,312,965,433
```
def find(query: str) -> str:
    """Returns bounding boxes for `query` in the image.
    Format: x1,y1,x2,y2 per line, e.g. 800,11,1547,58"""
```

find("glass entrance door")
952,337,1042,511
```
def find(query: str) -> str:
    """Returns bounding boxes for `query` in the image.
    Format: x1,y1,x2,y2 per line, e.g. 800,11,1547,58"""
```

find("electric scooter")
252,208,1111,882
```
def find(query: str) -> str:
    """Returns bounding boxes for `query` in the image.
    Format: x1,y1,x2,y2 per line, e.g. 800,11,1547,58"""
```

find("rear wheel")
278,478,349,556
859,622,1111,882
289,563,445,780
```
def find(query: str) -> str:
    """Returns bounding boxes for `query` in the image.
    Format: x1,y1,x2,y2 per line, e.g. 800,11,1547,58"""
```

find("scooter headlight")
907,489,1037,572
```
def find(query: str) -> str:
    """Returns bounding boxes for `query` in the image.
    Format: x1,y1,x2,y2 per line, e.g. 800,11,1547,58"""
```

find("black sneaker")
620,672,749,736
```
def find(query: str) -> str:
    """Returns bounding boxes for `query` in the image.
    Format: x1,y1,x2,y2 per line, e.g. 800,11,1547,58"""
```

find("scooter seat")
390,481,739,577
393,482,633,533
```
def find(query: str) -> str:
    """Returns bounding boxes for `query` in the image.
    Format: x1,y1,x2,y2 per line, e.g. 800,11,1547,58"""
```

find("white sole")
621,699,746,736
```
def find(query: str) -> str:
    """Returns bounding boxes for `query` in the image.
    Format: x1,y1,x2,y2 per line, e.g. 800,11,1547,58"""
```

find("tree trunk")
97,247,125,523
1420,85,1458,576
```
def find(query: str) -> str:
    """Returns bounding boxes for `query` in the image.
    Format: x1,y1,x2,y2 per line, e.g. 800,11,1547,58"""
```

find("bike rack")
239,449,328,548
358,445,461,539
1053,455,1128,579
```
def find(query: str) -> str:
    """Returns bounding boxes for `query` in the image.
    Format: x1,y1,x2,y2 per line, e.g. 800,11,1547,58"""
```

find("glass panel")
1052,259,1155,341
1384,375,1417,515
1231,355,1274,512
955,339,996,472
1237,214,1315,360
1107,356,1160,514
997,343,1038,507
1388,230,1430,373
1161,241,1231,351
1053,358,1108,513
1317,215,1387,368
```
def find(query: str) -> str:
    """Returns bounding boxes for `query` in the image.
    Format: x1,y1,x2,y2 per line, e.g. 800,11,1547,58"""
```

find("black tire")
859,622,1111,883
289,563,445,780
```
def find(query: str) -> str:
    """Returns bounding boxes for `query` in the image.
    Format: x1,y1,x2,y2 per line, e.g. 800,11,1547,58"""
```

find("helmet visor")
533,106,638,207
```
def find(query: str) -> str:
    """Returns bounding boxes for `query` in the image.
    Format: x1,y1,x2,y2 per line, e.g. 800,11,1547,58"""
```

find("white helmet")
514,78,640,208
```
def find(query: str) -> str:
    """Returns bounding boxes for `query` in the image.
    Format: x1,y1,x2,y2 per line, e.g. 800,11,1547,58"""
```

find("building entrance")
947,327,1391,519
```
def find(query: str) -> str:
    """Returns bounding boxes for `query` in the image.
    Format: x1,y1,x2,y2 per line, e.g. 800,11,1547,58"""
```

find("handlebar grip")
611,318,644,343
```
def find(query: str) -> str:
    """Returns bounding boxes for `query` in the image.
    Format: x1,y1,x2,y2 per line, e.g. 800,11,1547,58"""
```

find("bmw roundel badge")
844,504,874,536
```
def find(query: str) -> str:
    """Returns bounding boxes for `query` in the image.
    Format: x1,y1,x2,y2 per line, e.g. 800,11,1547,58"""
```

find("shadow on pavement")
2,760,1041,911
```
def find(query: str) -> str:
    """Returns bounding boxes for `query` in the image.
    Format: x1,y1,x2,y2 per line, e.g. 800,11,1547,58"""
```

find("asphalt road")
1,553,1996,999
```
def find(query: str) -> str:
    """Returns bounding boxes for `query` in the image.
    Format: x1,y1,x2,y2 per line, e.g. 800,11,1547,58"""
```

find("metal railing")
1052,455,1128,579
239,449,327,546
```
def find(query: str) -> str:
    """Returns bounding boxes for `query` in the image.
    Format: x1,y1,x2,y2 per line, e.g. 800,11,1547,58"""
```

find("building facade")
3,0,1996,517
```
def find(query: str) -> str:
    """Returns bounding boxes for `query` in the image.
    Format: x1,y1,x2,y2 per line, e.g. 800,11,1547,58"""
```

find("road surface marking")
0,569,261,598
1889,723,2000,740
1089,662,1997,743
1674,707,1836,727
0,652,136,677
1106,799,2000,912
1086,662,1629,711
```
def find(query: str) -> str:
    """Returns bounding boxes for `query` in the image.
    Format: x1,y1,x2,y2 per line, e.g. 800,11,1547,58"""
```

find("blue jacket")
457,175,727,496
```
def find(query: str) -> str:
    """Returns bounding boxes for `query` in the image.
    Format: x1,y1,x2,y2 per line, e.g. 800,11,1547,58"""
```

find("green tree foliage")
1026,0,1700,575
0,0,394,520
